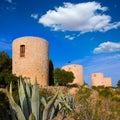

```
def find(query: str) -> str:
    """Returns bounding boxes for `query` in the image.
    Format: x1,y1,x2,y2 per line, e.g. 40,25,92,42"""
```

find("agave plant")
6,79,74,120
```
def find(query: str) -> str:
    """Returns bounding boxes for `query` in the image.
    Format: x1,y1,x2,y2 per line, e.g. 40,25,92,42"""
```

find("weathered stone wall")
91,73,104,86
12,36,49,86
62,64,84,86
91,73,112,87
104,77,112,87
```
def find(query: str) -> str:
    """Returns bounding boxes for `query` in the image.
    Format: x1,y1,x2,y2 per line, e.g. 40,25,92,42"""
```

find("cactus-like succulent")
6,79,74,120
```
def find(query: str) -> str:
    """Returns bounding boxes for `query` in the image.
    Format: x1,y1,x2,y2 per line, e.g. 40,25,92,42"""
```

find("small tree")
54,68,74,86
0,51,19,120
117,80,120,88
0,51,12,73
0,51,18,88
49,59,54,86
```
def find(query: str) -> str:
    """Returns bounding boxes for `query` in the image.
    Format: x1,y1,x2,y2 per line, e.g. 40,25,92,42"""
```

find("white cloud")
31,14,39,19
5,0,12,3
39,2,120,33
4,0,16,10
93,41,120,54
65,35,75,40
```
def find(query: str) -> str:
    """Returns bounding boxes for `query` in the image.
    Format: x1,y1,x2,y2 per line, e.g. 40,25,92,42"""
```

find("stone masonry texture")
91,73,112,87
104,77,112,87
91,73,104,87
12,36,49,86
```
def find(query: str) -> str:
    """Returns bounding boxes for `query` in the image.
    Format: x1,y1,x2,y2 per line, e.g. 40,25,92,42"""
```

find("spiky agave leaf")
29,113,36,120
58,92,73,113
31,79,40,120
25,80,32,113
9,105,17,120
6,88,26,120
48,99,59,120
8,83,17,120
40,96,47,107
61,99,72,111
42,91,59,120
66,91,74,109
9,82,12,95
25,80,32,98
18,79,29,119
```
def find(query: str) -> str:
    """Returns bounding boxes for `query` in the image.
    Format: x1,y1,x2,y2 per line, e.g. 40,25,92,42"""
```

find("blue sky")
0,0,120,86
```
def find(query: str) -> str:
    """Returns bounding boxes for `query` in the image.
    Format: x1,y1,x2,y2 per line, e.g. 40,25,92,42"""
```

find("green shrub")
0,92,9,120
99,87,113,98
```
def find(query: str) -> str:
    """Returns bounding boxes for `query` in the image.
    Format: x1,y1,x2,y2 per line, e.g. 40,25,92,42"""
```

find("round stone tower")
12,36,49,86
62,64,84,85
91,73,104,87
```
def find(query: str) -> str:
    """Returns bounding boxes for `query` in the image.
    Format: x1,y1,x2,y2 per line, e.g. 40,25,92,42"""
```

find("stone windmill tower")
12,36,49,86
62,64,84,85
91,73,112,87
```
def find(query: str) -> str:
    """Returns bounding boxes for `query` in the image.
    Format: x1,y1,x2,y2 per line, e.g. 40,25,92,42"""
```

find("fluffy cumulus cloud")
31,14,39,20
39,2,120,33
93,41,120,54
